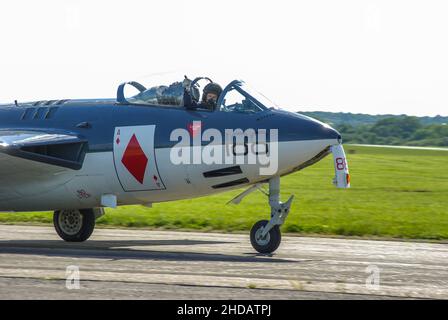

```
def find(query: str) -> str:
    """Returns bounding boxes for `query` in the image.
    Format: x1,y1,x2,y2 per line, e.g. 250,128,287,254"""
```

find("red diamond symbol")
121,134,148,184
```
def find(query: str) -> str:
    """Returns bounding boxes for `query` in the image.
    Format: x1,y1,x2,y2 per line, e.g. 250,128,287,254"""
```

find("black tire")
250,220,282,254
53,209,95,242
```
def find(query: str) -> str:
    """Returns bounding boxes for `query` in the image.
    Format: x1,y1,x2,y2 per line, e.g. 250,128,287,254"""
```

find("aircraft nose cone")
268,109,342,144
302,116,341,143
322,124,342,142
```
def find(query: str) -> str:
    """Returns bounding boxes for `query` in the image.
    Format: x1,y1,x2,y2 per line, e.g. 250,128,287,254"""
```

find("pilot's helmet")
202,83,223,102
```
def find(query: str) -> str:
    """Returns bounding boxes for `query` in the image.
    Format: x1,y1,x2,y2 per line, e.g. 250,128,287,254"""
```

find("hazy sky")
0,0,447,116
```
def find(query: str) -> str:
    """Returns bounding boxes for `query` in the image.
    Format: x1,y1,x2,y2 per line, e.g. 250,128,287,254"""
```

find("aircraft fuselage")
0,100,340,211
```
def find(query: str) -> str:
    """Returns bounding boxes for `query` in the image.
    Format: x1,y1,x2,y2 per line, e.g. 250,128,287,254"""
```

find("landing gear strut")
250,177,293,254
53,208,103,242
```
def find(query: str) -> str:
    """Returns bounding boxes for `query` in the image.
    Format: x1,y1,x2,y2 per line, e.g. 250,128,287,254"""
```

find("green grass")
1,145,447,240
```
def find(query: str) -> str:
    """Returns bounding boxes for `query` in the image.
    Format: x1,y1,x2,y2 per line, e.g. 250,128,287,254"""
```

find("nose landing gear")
250,176,293,254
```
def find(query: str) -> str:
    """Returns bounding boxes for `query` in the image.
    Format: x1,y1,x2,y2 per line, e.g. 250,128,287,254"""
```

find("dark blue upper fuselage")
0,99,340,154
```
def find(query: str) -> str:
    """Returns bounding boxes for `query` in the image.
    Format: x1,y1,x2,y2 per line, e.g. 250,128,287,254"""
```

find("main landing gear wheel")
53,209,95,242
250,220,282,254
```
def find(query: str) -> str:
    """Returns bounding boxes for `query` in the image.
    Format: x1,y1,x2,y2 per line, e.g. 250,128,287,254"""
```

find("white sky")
0,0,447,116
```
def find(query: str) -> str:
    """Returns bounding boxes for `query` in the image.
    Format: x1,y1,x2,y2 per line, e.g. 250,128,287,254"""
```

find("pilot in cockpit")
199,82,223,111
183,78,223,111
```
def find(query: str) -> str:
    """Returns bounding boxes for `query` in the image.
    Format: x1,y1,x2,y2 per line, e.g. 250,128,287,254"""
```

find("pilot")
199,82,223,111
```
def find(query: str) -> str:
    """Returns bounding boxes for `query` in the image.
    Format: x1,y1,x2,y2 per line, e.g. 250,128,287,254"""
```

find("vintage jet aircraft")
0,77,349,253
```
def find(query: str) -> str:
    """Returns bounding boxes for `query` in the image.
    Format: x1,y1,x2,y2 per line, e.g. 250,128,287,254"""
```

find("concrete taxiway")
0,225,446,299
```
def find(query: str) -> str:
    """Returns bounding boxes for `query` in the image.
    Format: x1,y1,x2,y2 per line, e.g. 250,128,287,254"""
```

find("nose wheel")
250,220,282,254
250,176,293,254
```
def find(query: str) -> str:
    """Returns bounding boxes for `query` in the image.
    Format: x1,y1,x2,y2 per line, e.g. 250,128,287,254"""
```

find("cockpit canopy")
116,77,276,113
127,81,185,107
218,80,275,113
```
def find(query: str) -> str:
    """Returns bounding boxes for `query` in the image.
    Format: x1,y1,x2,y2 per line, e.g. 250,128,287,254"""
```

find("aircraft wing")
0,130,87,175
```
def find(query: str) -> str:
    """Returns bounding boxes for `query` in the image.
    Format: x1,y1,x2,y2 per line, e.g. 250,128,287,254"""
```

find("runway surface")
0,225,447,299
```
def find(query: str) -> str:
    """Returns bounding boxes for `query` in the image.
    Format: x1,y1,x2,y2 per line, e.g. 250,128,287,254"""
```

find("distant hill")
298,111,448,147
300,111,448,127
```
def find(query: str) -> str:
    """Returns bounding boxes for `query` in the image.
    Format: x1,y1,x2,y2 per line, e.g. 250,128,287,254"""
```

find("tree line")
301,112,448,147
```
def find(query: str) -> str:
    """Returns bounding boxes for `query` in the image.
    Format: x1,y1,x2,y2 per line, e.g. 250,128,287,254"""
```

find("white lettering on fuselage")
170,121,278,175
